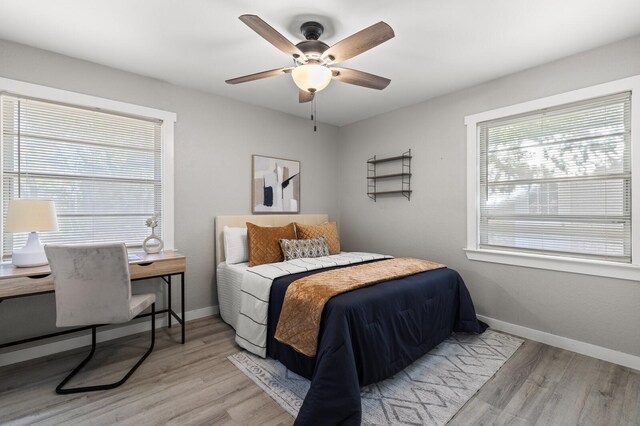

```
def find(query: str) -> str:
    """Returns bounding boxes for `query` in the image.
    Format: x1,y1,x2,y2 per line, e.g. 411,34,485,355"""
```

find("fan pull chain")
312,96,317,132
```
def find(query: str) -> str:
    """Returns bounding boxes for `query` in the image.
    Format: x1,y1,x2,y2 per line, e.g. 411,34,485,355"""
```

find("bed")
215,214,486,425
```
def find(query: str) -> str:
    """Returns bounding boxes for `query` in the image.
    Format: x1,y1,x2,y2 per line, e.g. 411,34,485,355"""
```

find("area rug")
228,329,523,425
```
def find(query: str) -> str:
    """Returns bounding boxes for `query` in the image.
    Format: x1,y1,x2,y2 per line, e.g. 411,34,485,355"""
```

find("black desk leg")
167,275,172,328
181,272,185,344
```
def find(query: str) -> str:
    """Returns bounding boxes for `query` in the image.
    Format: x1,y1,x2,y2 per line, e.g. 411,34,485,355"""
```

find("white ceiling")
0,0,639,126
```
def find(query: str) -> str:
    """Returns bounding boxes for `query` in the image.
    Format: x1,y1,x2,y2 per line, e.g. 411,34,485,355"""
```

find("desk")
0,250,186,349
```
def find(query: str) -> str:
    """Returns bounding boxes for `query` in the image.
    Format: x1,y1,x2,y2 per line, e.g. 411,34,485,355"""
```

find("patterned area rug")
229,329,523,425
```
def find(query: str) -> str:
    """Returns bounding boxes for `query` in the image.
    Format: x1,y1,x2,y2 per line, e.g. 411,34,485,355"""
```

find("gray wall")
337,35,640,358
0,39,339,344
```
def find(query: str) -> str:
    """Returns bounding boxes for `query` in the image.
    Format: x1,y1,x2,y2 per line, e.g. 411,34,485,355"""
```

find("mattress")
216,261,249,330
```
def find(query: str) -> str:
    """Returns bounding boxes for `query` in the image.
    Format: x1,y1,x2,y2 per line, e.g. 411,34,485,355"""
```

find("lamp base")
12,232,49,268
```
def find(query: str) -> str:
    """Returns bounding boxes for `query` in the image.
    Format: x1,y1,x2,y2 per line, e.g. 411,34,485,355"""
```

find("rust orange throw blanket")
274,258,445,357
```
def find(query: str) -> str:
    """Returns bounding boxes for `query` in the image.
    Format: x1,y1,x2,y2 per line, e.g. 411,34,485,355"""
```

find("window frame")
0,77,176,256
465,75,640,281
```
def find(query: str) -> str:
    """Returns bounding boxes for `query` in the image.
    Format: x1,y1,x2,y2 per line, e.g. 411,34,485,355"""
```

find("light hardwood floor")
0,316,638,425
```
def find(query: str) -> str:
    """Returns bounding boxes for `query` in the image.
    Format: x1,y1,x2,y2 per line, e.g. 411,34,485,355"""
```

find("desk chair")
45,243,156,394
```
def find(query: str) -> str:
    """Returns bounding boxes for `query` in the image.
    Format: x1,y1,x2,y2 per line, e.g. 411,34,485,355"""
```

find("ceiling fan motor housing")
296,22,329,61
301,21,324,40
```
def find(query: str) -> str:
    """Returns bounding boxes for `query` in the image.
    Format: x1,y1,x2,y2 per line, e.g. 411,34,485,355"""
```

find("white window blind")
479,92,631,262
1,94,162,260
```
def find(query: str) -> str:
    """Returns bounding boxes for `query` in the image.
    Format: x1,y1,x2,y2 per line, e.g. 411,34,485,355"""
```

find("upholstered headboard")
214,214,329,266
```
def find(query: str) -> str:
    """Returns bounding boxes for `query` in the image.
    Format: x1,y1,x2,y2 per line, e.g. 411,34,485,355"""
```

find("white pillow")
223,226,248,264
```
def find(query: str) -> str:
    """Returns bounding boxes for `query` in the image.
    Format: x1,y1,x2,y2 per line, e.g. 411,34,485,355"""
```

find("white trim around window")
464,75,640,281
0,77,177,251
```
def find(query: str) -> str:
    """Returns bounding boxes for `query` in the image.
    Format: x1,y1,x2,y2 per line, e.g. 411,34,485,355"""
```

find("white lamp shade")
5,199,59,232
291,64,332,93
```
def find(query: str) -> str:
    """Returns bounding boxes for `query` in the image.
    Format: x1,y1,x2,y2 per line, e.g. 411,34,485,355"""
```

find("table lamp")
5,199,58,267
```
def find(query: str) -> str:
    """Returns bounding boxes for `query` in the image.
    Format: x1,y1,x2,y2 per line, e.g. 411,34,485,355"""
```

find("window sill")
464,248,640,282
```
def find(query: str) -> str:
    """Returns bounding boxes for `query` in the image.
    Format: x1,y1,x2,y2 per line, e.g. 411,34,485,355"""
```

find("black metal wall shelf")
368,173,412,180
367,154,412,164
367,149,412,201
367,190,413,196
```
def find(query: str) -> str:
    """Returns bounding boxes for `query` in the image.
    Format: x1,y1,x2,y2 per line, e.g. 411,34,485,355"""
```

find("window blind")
1,94,162,260
478,92,631,262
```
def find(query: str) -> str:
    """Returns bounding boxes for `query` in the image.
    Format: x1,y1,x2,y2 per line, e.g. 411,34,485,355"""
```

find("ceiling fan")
226,15,395,103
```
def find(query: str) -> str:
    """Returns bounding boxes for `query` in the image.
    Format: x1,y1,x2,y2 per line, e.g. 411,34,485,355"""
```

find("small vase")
143,226,164,254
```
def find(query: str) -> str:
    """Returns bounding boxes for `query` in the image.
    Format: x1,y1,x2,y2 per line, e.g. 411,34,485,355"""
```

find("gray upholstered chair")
45,243,156,394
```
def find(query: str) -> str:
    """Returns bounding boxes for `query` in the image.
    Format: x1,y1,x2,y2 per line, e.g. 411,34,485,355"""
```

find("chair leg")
56,303,156,395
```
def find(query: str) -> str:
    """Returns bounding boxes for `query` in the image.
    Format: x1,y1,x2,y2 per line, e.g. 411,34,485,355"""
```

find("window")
479,93,630,261
0,78,175,261
465,76,640,280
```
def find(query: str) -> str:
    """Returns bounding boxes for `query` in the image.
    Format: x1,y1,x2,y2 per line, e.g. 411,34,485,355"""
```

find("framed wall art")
252,155,300,213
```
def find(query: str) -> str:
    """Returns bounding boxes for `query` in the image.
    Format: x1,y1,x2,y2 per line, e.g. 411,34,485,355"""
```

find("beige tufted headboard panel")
214,214,329,266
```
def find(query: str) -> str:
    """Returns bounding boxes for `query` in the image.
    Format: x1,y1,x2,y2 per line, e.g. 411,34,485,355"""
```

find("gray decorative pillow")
279,236,330,261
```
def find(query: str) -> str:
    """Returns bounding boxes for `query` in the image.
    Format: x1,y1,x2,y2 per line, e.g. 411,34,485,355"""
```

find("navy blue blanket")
267,260,486,425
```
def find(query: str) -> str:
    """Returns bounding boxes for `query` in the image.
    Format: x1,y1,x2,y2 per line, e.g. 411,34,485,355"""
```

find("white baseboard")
478,314,640,372
0,305,219,367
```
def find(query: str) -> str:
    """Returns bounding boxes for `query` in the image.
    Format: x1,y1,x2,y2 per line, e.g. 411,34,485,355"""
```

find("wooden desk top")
0,250,186,299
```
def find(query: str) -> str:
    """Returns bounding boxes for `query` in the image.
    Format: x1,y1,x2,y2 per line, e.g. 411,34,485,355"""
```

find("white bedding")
216,261,249,330
234,252,391,357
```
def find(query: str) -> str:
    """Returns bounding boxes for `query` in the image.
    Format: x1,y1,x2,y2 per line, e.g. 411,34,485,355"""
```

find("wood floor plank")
578,362,629,426
495,378,556,424
448,397,521,426
492,345,575,424
527,344,575,387
621,370,640,426
475,340,546,409
109,374,260,426
533,353,603,425
0,315,637,426
225,390,292,424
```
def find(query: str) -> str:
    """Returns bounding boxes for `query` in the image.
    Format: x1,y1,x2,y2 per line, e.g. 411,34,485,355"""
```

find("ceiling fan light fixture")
291,64,332,93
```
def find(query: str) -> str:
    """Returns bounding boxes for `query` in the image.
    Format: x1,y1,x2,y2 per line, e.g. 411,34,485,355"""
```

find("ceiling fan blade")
239,15,307,61
322,22,394,64
331,67,391,90
299,89,315,103
225,67,293,85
